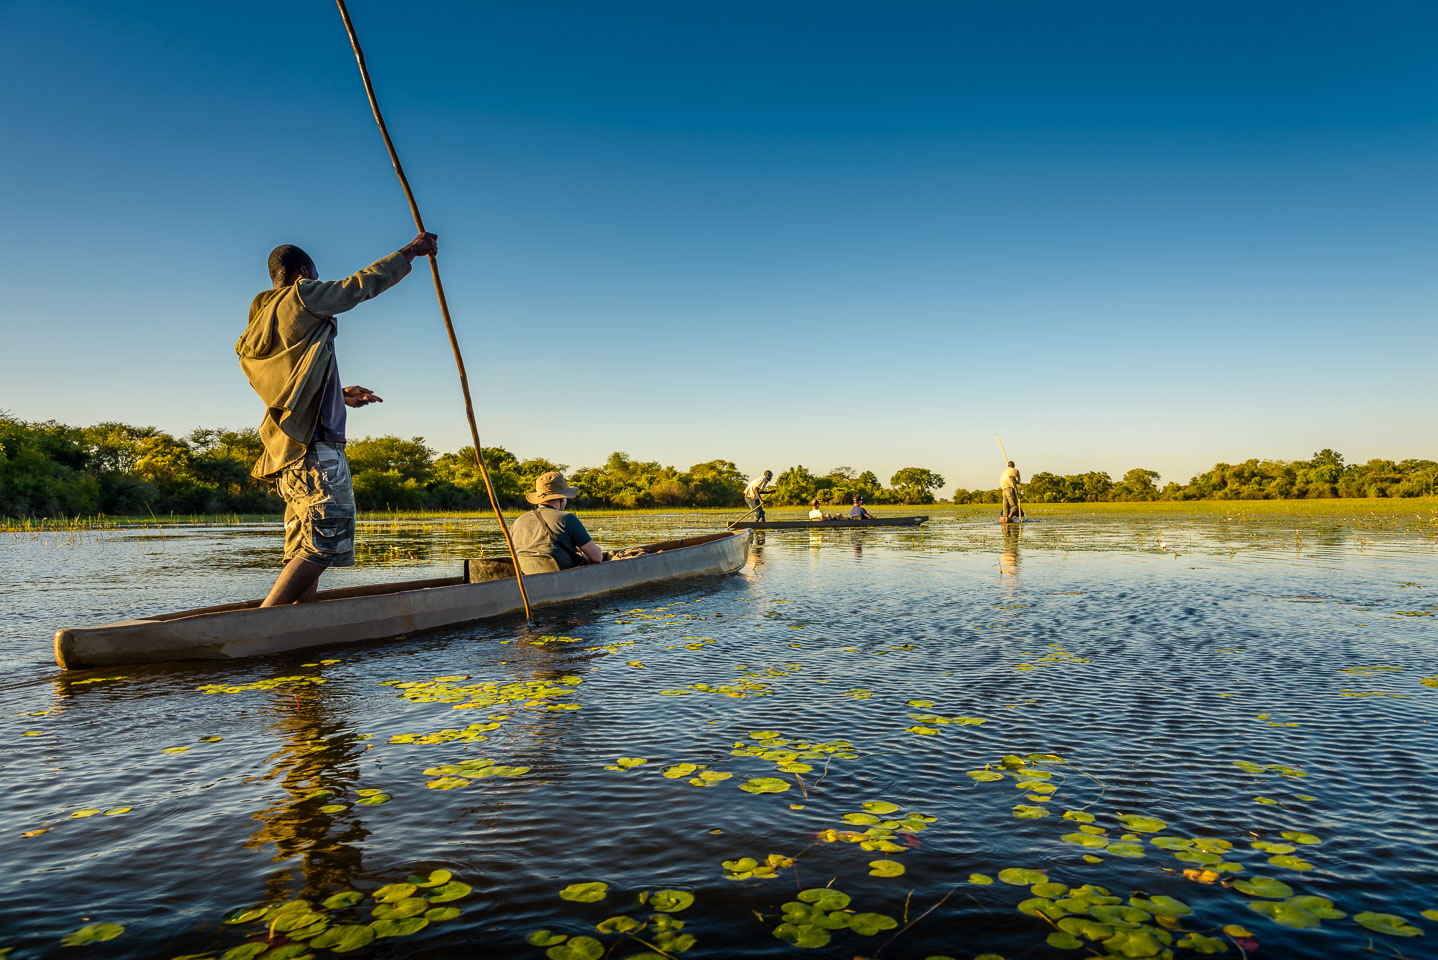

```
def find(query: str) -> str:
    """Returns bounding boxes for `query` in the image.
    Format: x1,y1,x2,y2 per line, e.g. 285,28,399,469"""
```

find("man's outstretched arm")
297,232,438,317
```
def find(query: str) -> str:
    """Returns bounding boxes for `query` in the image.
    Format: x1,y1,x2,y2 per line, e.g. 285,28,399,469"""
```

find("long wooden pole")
996,434,1024,521
334,0,531,620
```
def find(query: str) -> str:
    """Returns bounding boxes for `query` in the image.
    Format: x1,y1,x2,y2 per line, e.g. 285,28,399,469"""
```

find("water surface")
2,511,1436,958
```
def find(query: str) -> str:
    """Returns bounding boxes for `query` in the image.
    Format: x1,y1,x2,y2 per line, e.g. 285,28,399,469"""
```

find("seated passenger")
511,472,603,574
849,496,875,520
809,499,827,521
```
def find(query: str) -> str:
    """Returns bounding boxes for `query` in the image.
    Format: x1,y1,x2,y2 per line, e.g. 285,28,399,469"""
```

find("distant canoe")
731,516,928,530
54,530,751,671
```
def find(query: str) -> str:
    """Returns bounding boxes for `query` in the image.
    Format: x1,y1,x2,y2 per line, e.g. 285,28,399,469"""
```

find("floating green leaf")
321,891,363,910
1116,814,1166,833
773,923,830,948
868,860,905,877
1267,854,1314,871
969,873,993,885
425,907,460,922
409,870,452,888
596,916,641,933
998,868,1047,885
559,882,608,903
1104,841,1146,858
1013,804,1049,819
1062,833,1107,848
1280,831,1320,845
863,801,900,815
371,917,428,938
311,923,375,953
1129,895,1190,916
220,945,266,960
1033,882,1069,898
739,777,790,794
662,763,697,779
1248,899,1320,929
425,881,472,903
223,907,267,925
649,890,694,912
374,883,417,903
526,930,566,946
967,770,1004,782
848,912,898,935
546,934,604,960
1234,877,1293,898
1176,932,1227,953
797,888,851,911
1354,912,1423,937
60,923,124,945
372,897,428,920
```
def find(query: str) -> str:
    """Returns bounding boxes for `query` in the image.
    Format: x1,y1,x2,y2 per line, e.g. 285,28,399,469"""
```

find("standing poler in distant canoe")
237,231,438,606
1000,460,1023,523
744,470,773,523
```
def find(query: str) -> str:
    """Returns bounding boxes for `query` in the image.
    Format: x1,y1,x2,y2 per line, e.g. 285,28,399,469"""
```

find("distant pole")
334,0,531,620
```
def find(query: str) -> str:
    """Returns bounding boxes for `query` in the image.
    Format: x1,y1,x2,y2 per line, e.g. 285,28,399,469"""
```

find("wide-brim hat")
526,470,580,504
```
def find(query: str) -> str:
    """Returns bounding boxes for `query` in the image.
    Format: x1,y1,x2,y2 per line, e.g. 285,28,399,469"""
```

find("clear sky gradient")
2,1,1433,493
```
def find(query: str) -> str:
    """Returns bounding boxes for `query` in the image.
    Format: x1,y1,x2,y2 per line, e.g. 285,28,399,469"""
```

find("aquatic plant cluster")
3,512,1437,958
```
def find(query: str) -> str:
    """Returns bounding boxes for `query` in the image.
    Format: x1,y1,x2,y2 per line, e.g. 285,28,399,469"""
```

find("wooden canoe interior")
140,531,739,624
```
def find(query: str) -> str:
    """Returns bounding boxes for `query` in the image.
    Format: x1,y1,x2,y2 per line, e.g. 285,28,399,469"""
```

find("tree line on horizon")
1,414,1433,519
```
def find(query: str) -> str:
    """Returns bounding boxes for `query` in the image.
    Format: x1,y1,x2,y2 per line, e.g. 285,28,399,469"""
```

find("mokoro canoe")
730,516,928,530
54,530,751,671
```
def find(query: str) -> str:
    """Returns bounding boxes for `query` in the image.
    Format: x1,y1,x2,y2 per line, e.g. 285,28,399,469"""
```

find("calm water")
2,511,1436,959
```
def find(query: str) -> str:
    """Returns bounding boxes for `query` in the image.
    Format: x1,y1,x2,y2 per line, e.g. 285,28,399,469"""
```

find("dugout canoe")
730,516,928,530
54,530,751,671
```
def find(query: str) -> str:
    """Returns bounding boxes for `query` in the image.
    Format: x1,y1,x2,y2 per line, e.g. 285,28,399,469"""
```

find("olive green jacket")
236,252,411,479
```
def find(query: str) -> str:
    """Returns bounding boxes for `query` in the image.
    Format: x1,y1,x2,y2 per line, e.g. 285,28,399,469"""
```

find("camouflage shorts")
279,442,355,567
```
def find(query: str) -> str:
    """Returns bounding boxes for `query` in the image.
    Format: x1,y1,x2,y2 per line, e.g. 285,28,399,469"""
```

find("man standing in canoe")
238,232,438,606
1000,460,1023,523
511,472,604,573
744,470,773,523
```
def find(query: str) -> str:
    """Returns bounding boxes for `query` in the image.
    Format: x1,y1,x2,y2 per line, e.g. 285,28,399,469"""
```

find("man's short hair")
1008,461,1015,467
268,245,315,285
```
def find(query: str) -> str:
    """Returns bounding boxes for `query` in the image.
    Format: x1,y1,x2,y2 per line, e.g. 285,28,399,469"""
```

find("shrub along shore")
3,414,1434,522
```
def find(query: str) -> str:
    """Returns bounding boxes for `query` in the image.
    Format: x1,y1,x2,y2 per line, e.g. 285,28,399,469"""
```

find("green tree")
684,460,745,507
889,467,945,504
1113,468,1160,501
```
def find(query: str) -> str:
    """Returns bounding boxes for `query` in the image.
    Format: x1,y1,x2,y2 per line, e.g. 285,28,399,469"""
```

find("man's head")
526,471,581,507
764,470,772,479
811,500,819,508
853,496,863,504
269,245,317,288
1008,461,1015,468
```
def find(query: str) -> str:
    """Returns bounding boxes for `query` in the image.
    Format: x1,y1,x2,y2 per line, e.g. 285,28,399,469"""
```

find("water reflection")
1000,522,1022,579
248,678,367,900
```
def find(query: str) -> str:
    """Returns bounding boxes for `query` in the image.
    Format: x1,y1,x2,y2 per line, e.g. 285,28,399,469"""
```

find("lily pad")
409,870,452,888
967,770,1004,782
547,935,604,960
310,923,376,952
425,907,461,922
1267,854,1314,871
797,888,851,911
526,930,567,946
60,923,124,945
649,890,694,912
772,923,830,948
1013,804,1049,819
862,801,900,815
559,881,608,903
1234,877,1293,898
969,873,993,885
374,883,417,903
1062,833,1108,848
1129,895,1191,916
615,757,648,768
1062,810,1095,823
848,912,898,935
1047,931,1084,949
1104,842,1146,858
739,777,790,794
1280,831,1320,845
1354,911,1423,937
1248,899,1321,929
1116,814,1166,833
999,868,1047,885
223,907,267,924
425,881,471,903
372,897,428,920
869,860,905,877
662,763,698,779
371,917,428,938
322,891,363,910
596,916,641,933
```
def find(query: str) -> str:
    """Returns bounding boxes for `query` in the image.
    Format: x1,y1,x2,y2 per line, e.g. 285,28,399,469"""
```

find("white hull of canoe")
55,530,751,671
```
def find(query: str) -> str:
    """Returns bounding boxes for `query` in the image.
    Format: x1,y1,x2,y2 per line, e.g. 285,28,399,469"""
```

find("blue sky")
2,1,1434,492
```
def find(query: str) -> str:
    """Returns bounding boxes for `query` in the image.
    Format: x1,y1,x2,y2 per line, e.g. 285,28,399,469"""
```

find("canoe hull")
732,516,927,530
54,530,751,671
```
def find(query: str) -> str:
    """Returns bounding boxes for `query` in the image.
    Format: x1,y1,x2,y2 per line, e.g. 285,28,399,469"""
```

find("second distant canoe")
731,516,928,530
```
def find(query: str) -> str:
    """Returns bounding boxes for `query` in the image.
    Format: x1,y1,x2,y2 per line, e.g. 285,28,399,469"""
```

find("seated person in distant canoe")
809,499,830,521
849,496,875,520
511,472,603,574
